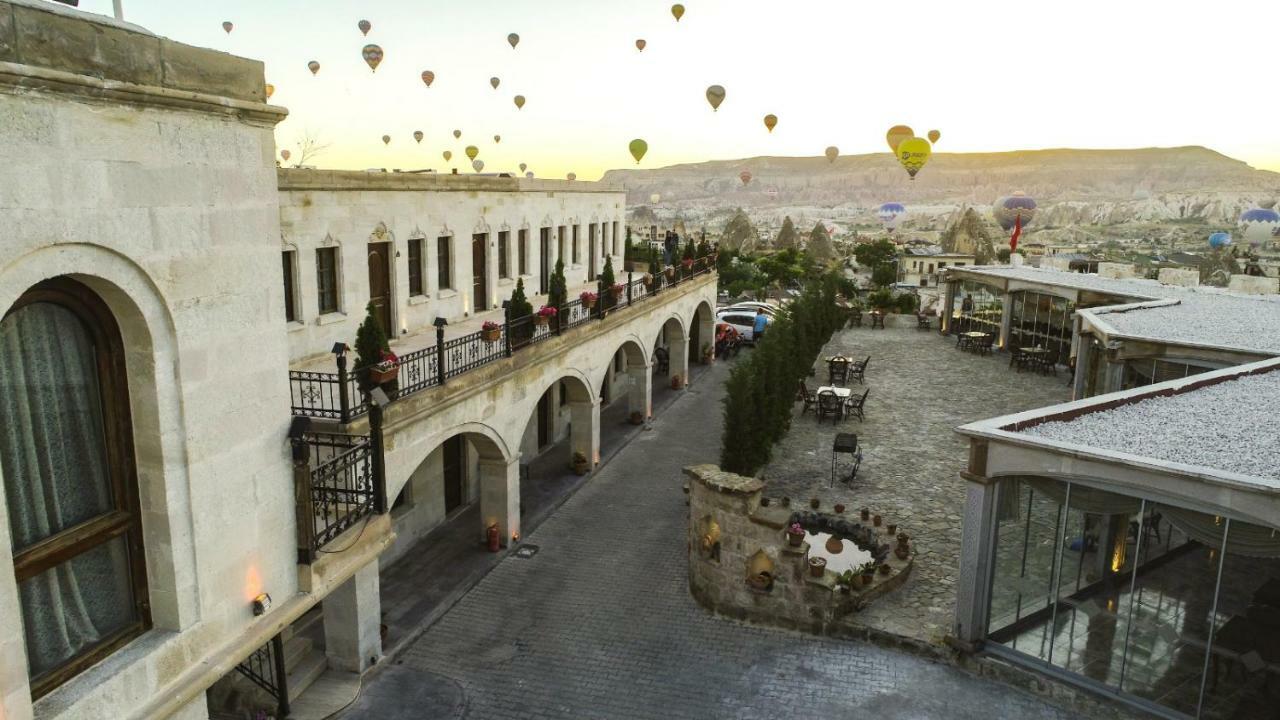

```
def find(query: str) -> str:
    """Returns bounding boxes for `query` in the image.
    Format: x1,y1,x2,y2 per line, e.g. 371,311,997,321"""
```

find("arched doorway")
515,374,598,528
654,316,688,390
688,301,716,381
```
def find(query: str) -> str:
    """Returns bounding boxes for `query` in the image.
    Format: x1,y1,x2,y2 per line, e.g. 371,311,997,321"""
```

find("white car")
717,309,761,341
723,301,781,317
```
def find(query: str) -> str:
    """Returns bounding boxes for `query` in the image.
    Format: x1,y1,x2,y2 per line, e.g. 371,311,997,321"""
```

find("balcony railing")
234,634,289,719
292,427,386,564
289,256,715,423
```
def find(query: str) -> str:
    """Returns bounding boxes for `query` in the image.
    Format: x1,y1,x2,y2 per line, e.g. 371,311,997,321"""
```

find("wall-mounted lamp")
331,342,349,357
288,416,312,463
433,316,449,329
252,592,272,616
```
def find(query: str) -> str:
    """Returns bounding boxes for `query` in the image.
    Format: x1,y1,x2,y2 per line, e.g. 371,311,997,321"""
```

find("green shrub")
895,292,919,314
867,288,894,310
548,258,567,308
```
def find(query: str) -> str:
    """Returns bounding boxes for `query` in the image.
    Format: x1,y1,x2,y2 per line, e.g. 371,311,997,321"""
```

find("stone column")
941,280,956,334
323,560,382,673
1072,334,1092,401
479,456,521,546
627,363,653,420
569,398,600,467
953,478,1000,647
669,330,689,388
998,292,1014,350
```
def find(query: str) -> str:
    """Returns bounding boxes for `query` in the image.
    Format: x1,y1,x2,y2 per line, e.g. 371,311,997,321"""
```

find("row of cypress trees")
720,274,844,476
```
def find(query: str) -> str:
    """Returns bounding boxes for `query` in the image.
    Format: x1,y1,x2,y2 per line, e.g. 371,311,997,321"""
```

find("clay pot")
878,563,891,576
886,523,897,535
808,557,827,578
781,497,791,508
481,327,501,343
872,514,882,527
895,545,910,561
834,504,845,514
671,375,683,390
760,497,771,507
824,536,843,554
629,411,644,425
809,498,820,510
860,508,870,521
787,530,804,547
861,572,875,587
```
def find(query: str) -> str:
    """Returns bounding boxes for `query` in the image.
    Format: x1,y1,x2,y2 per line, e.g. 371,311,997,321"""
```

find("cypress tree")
548,257,567,308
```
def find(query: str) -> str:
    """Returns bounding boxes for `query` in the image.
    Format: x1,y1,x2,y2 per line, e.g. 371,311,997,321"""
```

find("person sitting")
714,322,739,359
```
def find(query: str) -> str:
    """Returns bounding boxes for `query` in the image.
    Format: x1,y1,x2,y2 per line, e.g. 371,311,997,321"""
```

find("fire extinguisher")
487,523,501,553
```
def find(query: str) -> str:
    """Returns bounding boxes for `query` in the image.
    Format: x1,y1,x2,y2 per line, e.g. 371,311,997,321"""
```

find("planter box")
369,366,398,385
534,314,551,326
481,328,501,342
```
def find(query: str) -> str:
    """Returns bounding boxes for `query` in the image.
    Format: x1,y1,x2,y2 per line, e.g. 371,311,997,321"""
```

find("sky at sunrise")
68,0,1280,180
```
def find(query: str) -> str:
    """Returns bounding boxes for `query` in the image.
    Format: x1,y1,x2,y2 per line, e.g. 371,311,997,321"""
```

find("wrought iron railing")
287,256,715,422
234,634,289,719
293,430,385,564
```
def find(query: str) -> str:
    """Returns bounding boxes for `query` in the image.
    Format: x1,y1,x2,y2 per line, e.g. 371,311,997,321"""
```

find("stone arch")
602,337,650,421
689,300,716,368
515,371,598,479
654,313,689,387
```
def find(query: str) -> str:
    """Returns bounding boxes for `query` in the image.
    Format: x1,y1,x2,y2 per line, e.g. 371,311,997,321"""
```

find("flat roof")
277,168,624,194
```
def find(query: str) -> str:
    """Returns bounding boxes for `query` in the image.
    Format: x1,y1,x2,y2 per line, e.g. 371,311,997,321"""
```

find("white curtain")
0,302,133,676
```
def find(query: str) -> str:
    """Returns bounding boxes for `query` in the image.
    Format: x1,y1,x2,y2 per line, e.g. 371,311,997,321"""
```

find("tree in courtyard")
853,238,897,271
871,263,897,288
775,216,799,250
807,222,835,264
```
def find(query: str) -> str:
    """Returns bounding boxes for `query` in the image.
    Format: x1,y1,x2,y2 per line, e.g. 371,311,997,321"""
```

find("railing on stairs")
234,634,289,719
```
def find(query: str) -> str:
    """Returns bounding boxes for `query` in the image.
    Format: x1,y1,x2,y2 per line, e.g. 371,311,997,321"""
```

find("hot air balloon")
453,130,462,139
739,170,752,186
629,139,648,164
567,173,577,181
508,33,520,49
928,129,941,144
493,135,501,144
362,45,384,72
421,70,435,87
465,145,479,161
473,160,485,173
896,137,932,179
413,130,424,144
650,193,661,204
358,19,371,36
308,60,320,75
526,171,535,179
264,83,275,100
222,21,233,34
490,77,500,90
993,193,1038,231
877,202,906,232
672,4,685,21
636,39,647,52
1240,207,1280,247
1208,232,1232,249
519,163,528,173
885,125,914,152
443,150,453,162
513,95,526,110
705,85,726,111
825,146,839,164
382,135,391,146
280,149,291,162
764,114,777,133
766,187,779,199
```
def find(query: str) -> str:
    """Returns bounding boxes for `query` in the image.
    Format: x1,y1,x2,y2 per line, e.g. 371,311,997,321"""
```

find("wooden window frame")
437,236,453,291
281,250,298,322
572,225,580,264
315,247,340,315
3,278,150,698
497,231,510,280
407,238,424,297
517,229,528,276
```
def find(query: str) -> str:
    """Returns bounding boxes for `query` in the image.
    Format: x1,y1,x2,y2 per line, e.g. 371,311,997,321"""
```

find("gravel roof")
1019,370,1280,485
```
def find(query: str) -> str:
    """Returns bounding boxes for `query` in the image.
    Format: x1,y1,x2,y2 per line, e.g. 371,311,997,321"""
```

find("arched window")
0,278,149,697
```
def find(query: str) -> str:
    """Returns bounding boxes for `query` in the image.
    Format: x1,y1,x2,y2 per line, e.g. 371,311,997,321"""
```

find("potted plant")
369,350,399,385
859,561,876,587
837,570,854,593
872,514,882,527
834,503,845,514
480,320,502,343
670,374,683,390
571,451,590,475
629,410,644,425
609,282,625,301
354,302,398,391
663,265,676,280
580,290,598,309
681,256,694,270
642,272,654,288
860,507,870,521
808,556,827,578
809,498,820,510
534,305,557,326
878,563,891,576
886,523,897,536
786,522,805,547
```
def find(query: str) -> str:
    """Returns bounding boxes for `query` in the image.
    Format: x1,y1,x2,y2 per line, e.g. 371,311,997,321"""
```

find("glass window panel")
987,479,1067,661
408,239,423,296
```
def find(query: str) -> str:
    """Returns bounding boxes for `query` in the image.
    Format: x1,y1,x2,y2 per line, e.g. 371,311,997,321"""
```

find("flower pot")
886,524,897,536
809,498,820,510
671,375,683,390
873,514,882,527
572,459,590,475
534,314,550,326
781,497,791,508
664,268,675,280
369,366,399,385
861,573,875,587
582,298,596,310
786,531,804,547
610,288,624,300
808,557,827,578
834,504,845,514
481,327,501,343
629,411,644,425
878,563,891,576
895,545,910,561
643,275,654,288
860,508,870,521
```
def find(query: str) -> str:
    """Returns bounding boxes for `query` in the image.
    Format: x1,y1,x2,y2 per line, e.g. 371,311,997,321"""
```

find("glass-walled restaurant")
1008,291,1076,367
952,280,1004,337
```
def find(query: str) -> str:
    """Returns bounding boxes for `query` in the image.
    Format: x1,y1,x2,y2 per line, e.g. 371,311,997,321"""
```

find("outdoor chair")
844,388,870,422
831,432,863,487
916,313,932,330
977,334,995,356
870,312,885,330
1009,347,1033,373
654,346,670,375
956,333,973,351
849,356,870,385
816,390,842,423
796,381,817,415
827,359,850,386
849,309,863,328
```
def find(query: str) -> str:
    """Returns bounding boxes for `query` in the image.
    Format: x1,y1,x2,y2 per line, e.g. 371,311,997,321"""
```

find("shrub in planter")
354,302,398,393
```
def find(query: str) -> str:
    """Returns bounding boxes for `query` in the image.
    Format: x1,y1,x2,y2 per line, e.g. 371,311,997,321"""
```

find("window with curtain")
407,238,424,296
0,278,149,697
437,236,453,290
315,247,339,315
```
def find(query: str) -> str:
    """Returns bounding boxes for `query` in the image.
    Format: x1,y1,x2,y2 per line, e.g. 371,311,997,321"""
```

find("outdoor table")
957,331,987,351
817,386,853,399
1020,347,1053,374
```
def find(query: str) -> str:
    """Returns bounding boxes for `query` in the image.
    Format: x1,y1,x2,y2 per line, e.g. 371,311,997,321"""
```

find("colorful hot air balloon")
490,77,501,90
280,149,291,162
413,130,424,143
526,171,535,179
307,60,320,76
421,70,435,87
362,44,384,72
636,39,647,52
507,33,520,49
1208,232,1232,249
1240,207,1280,247
222,21,233,34
650,193,661,204
739,170,752,186
993,193,1038,231
513,95,526,110
473,160,485,172
443,150,453,162
453,129,462,139
763,114,777,133
465,145,480,161
896,137,932,179
382,135,391,146
264,83,275,100
825,146,839,163
877,202,906,231
358,19,371,36
493,135,501,144
705,85,726,111
567,172,577,181
671,4,685,21
519,163,528,173
629,139,648,164
885,125,914,152
928,129,941,144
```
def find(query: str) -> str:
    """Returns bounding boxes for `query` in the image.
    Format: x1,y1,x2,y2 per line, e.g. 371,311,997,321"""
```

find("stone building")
0,4,716,720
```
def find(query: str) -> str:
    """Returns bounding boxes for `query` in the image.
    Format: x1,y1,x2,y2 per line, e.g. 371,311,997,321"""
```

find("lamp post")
433,317,448,384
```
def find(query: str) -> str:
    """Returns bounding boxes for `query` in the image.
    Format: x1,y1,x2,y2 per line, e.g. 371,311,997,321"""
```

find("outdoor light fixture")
252,593,272,616
331,342,348,357
433,316,448,329
288,416,312,463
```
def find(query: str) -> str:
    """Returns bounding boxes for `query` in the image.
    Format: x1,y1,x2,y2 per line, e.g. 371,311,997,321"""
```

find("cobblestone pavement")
350,349,1076,720
762,327,1071,643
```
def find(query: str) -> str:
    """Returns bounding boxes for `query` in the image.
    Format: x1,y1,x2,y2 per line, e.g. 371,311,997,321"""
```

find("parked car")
723,301,780,317
716,309,759,341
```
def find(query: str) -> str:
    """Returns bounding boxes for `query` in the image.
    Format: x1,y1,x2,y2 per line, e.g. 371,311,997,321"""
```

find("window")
613,221,620,256
498,231,510,280
559,380,568,406
557,226,567,265
437,236,453,290
572,225,581,264
408,238,424,296
0,278,149,697
518,229,528,275
316,247,339,315
282,250,298,322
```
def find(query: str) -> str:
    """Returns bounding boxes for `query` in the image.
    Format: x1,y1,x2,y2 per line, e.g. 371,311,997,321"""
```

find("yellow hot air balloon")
636,39,647,52
421,70,435,87
362,44,384,72
671,4,685,21
928,129,941,144
473,159,485,173
264,83,275,100
443,150,453,162
825,146,839,163
222,21,233,34
567,172,577,181
382,135,391,146
493,135,501,144
629,139,648,164
896,137,932,179
280,149,290,162
465,145,480,161
763,114,777,133
307,60,320,75
507,33,520,49
886,125,913,152
358,19,371,36
413,130,424,143
453,129,462,139
705,85,725,111
490,77,500,90
513,95,526,110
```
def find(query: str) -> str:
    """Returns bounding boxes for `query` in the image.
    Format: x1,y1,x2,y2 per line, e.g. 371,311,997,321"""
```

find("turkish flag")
1009,214,1022,254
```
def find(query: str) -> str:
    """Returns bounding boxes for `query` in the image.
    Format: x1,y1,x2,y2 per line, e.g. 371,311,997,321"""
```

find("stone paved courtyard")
762,326,1072,642
342,348,1076,719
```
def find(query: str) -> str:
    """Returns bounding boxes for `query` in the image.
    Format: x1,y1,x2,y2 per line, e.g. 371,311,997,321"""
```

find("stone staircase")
282,606,328,707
